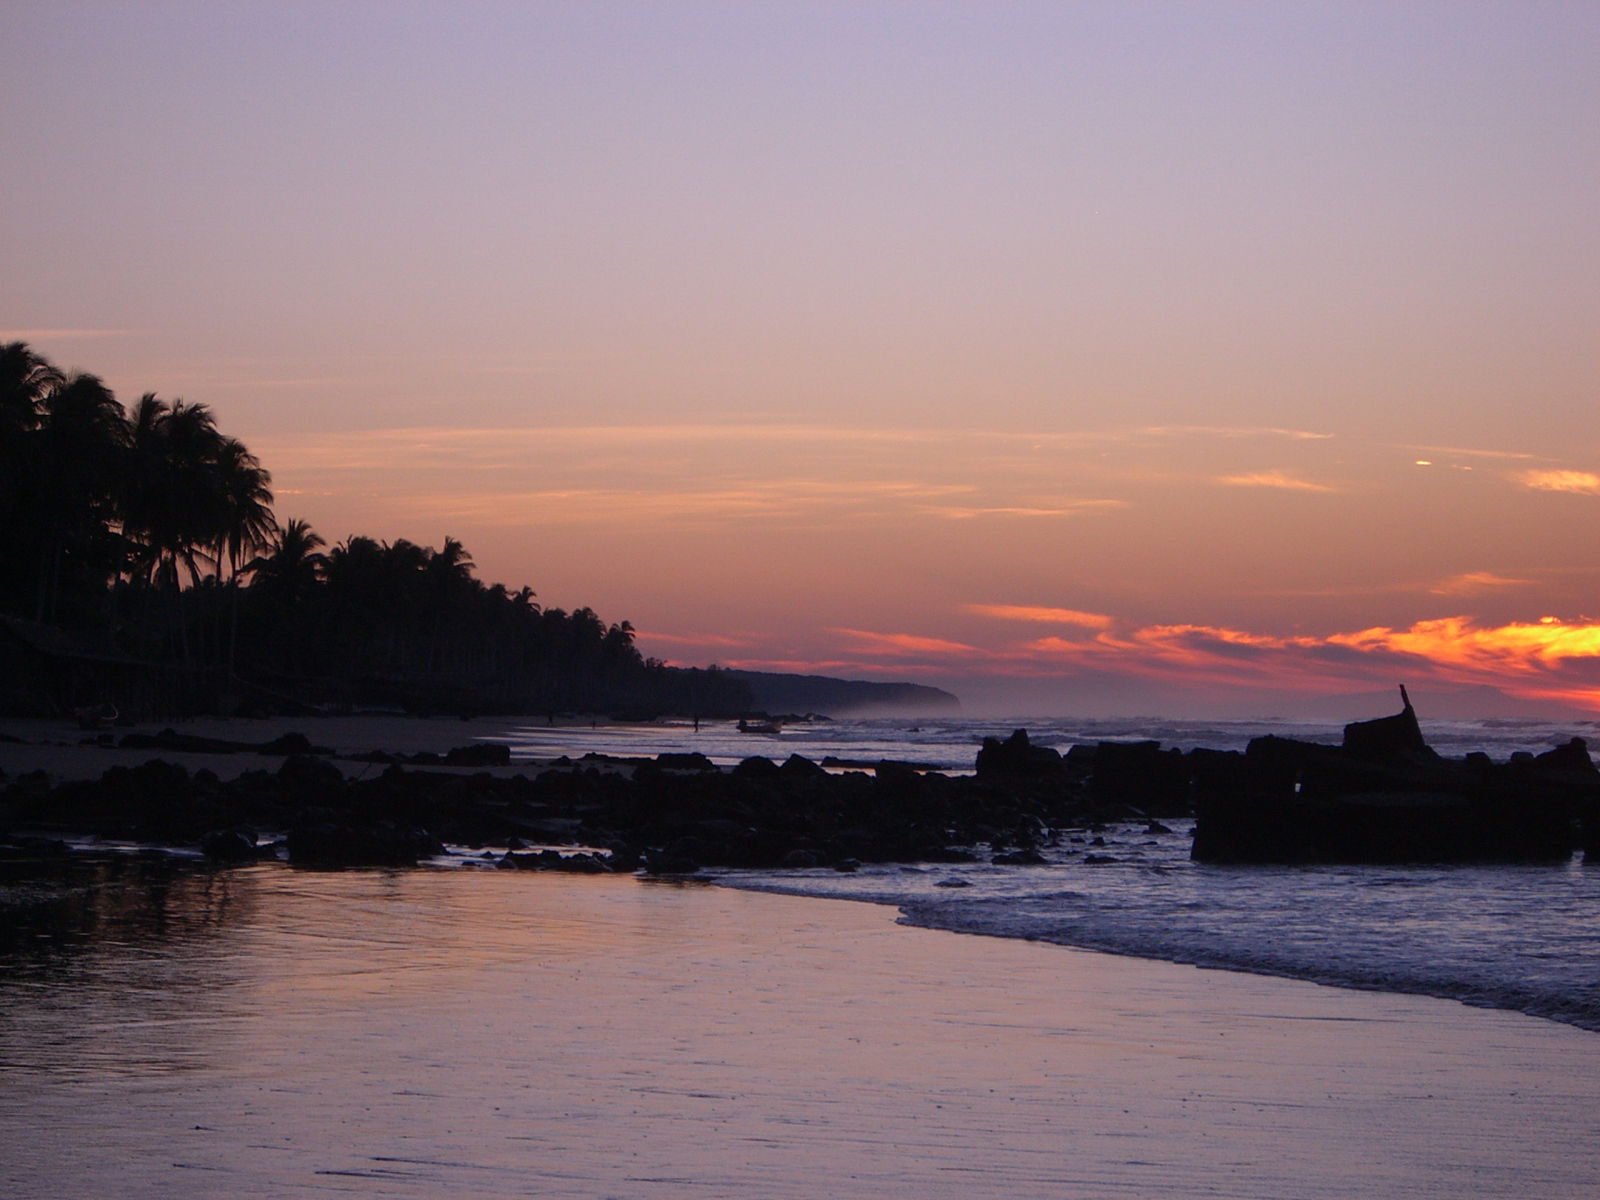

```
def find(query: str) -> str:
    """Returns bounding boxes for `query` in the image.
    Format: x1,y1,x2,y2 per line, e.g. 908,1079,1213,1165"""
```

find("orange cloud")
1517,469,1600,496
1216,470,1338,493
964,604,1114,629
826,615,1600,711
1328,616,1600,674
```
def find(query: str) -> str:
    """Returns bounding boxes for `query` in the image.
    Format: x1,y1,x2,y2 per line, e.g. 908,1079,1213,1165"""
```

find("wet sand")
2,869,1597,1199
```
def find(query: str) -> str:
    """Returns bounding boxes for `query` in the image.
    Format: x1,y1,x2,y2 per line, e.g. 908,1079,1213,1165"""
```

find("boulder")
200,828,260,863
443,742,512,767
975,729,1063,778
286,819,444,867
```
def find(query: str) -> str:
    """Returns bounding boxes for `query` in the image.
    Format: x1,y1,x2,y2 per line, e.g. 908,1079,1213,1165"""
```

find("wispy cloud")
634,630,754,650
1427,571,1532,596
829,628,988,658
1517,469,1600,496
924,500,1125,520
964,604,1114,629
0,328,138,340
1142,425,1334,442
1216,470,1339,493
1402,442,1541,462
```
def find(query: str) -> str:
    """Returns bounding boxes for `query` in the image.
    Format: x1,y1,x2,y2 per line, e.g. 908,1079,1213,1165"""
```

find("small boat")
737,718,783,735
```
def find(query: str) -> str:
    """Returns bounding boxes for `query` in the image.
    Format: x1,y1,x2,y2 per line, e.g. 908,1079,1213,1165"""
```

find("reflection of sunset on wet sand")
6,871,1599,1198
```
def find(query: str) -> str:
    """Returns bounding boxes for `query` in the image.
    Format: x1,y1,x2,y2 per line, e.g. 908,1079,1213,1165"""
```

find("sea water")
499,715,1600,1033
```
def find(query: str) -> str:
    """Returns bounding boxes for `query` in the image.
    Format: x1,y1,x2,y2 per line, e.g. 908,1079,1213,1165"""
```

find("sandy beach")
0,713,548,782
2,870,1597,1199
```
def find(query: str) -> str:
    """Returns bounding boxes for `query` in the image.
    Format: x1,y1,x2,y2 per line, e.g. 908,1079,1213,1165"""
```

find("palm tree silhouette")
246,518,327,604
212,437,276,672
121,394,234,663
32,373,129,623
0,343,67,615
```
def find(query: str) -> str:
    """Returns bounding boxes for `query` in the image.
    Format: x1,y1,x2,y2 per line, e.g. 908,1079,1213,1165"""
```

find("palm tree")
0,341,61,435
32,373,130,623
425,536,476,673
120,394,233,663
245,518,326,604
0,344,65,615
212,437,276,672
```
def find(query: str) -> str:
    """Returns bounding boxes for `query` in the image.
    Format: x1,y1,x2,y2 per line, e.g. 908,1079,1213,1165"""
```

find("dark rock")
779,848,822,869
1085,740,1189,811
780,754,828,778
257,732,324,756
975,729,1063,778
443,742,512,767
199,828,259,862
276,754,346,804
1532,737,1599,779
1343,686,1434,761
656,752,717,771
286,820,443,867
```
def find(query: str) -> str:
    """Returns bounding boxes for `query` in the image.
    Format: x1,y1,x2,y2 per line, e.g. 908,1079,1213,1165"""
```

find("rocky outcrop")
9,700,1600,871
1192,692,1598,864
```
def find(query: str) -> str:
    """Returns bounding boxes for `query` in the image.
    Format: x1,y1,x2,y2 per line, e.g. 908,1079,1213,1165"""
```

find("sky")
5,1,1599,717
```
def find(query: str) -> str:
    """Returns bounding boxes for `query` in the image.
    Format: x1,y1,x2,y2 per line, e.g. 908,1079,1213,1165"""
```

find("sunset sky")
6,2,1599,716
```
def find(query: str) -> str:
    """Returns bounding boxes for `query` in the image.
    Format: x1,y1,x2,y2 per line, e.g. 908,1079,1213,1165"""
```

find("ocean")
496,714,1600,1034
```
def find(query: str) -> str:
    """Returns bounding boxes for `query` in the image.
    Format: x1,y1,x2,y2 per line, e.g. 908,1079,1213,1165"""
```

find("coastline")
6,712,1600,1036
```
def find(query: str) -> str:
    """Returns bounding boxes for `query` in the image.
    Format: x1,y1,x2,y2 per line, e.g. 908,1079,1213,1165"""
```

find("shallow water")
725,822,1600,1033
494,712,1600,769
505,716,1600,1033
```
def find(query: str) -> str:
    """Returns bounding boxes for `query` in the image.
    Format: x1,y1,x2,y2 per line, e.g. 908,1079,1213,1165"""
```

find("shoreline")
6,712,1599,1041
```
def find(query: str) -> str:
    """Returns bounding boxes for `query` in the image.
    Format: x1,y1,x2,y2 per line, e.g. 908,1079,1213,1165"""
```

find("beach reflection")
3,862,1599,1199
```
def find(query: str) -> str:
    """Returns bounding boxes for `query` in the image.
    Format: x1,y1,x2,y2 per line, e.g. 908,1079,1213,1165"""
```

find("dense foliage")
0,343,750,717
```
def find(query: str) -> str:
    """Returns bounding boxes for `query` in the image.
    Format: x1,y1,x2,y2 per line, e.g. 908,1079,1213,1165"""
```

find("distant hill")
725,670,961,717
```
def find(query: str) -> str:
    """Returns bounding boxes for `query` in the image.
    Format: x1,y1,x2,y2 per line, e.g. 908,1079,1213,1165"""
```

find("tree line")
0,342,750,717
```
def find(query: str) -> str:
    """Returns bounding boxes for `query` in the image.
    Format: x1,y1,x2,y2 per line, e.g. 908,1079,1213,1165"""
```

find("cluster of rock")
0,729,1179,872
4,695,1598,870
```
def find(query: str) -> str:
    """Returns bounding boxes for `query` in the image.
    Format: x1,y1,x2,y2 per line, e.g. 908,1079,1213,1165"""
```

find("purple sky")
6,2,1599,714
